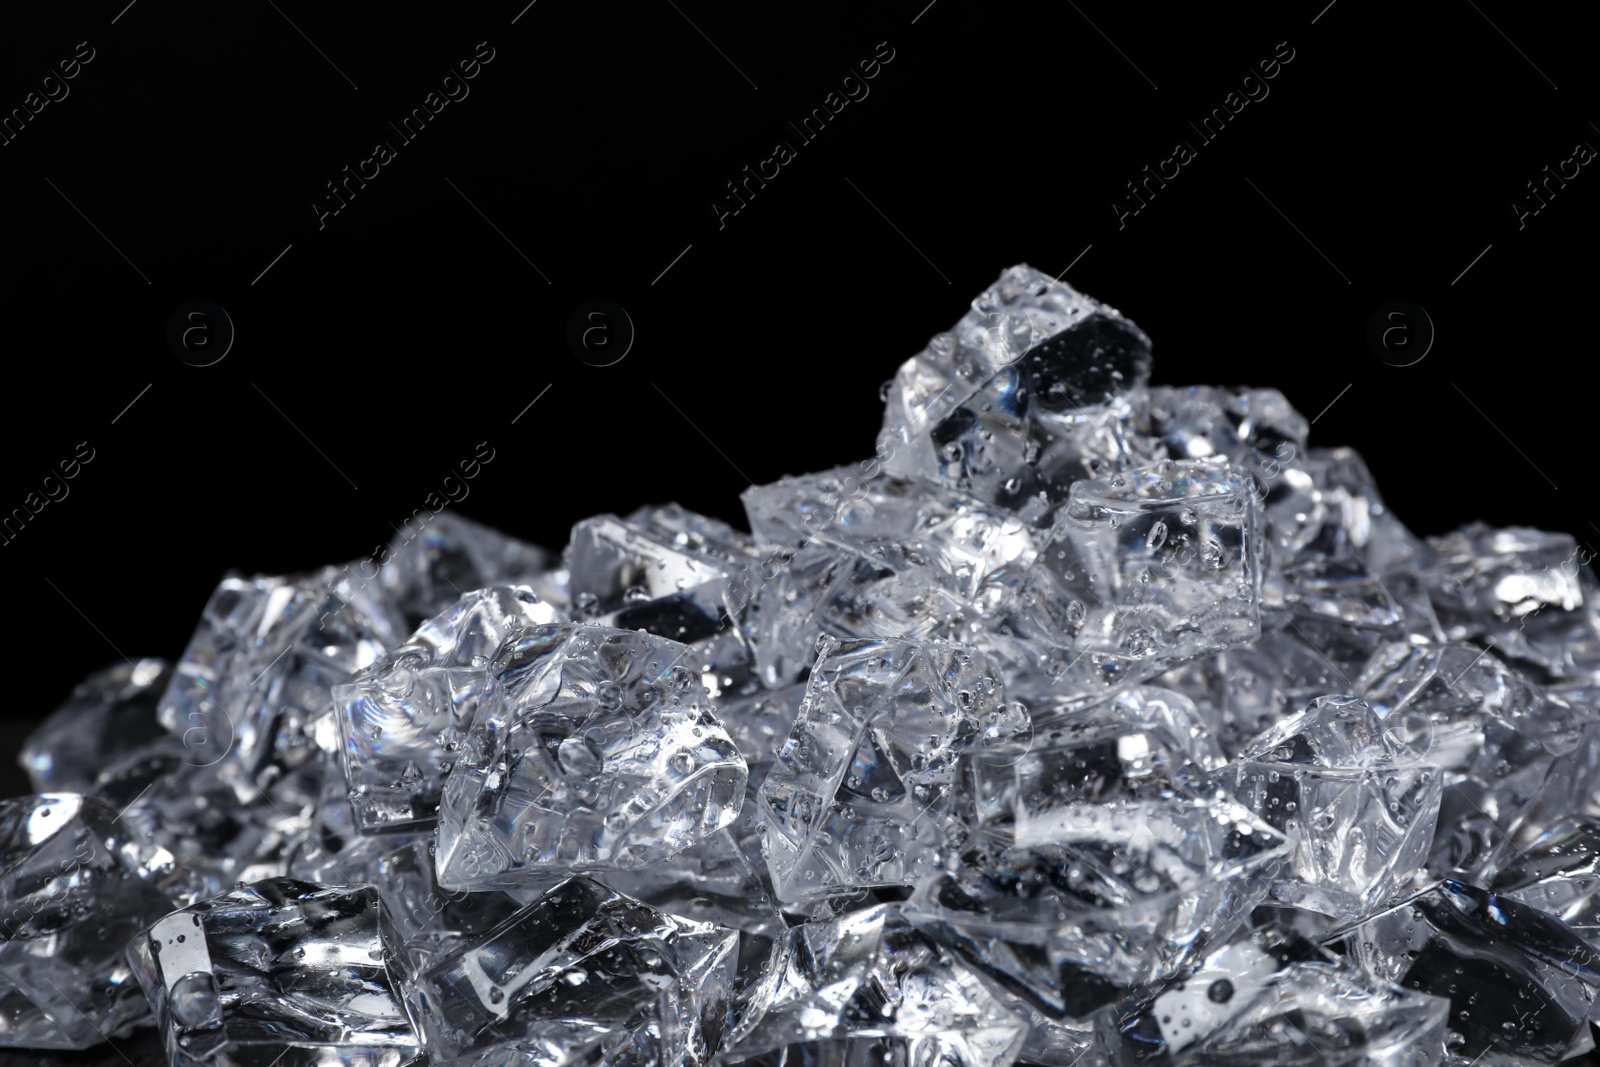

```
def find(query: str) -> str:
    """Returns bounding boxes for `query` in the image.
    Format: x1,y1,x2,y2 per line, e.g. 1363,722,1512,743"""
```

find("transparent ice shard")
294,835,527,971
0,795,174,1050
336,585,561,833
713,681,808,771
1014,457,1264,702
1224,695,1441,918
903,793,1288,1019
756,637,1010,906
878,264,1155,522
974,691,1225,841
1258,446,1422,574
601,784,784,1045
1337,880,1600,1065
127,878,421,1067
1355,641,1555,877
1489,817,1600,946
567,511,754,645
410,876,738,1067
741,466,1040,687
1145,384,1308,465
434,624,747,888
720,903,1027,1067
1098,924,1449,1066
1420,524,1600,681
157,567,406,780
381,509,560,625
20,658,170,793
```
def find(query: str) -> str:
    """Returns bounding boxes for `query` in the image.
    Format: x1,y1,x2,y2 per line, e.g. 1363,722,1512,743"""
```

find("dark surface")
1,1,1596,797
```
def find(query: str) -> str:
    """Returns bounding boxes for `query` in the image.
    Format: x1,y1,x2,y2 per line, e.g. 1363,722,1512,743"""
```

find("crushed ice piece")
0,795,174,1049
1489,817,1600,944
127,878,420,1066
1015,456,1264,700
1098,923,1449,1065
757,636,1012,905
20,658,171,793
567,510,754,645
335,585,562,833
904,790,1287,1018
878,264,1155,523
741,466,1040,686
599,784,784,1043
381,509,560,625
157,567,406,782
1420,524,1600,680
1224,694,1441,918
434,623,747,887
721,902,1028,1067
1355,640,1562,878
1146,384,1308,464
1338,880,1600,1064
410,875,738,1067
974,693,1225,843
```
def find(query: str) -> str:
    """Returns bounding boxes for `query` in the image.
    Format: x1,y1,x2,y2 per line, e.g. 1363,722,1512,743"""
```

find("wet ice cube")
381,509,559,625
0,794,174,1050
904,793,1287,1019
335,585,560,833
1420,523,1600,680
434,624,747,888
1224,695,1442,918
878,264,1155,520
127,878,420,1067
1011,458,1263,708
722,902,1027,1067
158,568,405,781
1098,925,1449,1066
1338,880,1600,1065
740,466,1039,687
757,637,1009,906
20,658,170,793
409,876,738,1067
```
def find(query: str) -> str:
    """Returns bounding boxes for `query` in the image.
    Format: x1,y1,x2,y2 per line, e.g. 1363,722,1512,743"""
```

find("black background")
1,0,1595,799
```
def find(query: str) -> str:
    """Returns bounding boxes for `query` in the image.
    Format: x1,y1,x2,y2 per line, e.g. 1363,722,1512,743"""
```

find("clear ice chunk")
1257,446,1420,573
0,794,174,1050
1098,924,1449,1066
903,793,1287,1018
410,875,738,1067
756,637,1010,906
1145,384,1308,464
1337,880,1600,1065
1489,817,1600,946
434,623,747,888
380,509,560,625
598,785,784,1045
293,835,526,971
1419,523,1600,681
1355,641,1556,877
335,585,562,833
157,567,406,779
974,691,1226,841
20,658,171,793
1014,457,1264,700
720,902,1028,1067
1224,695,1441,918
877,264,1155,521
741,466,1040,687
567,511,753,646
127,878,421,1066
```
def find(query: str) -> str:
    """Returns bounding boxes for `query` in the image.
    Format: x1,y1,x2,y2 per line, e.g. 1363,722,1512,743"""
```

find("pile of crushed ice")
8,265,1600,1067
